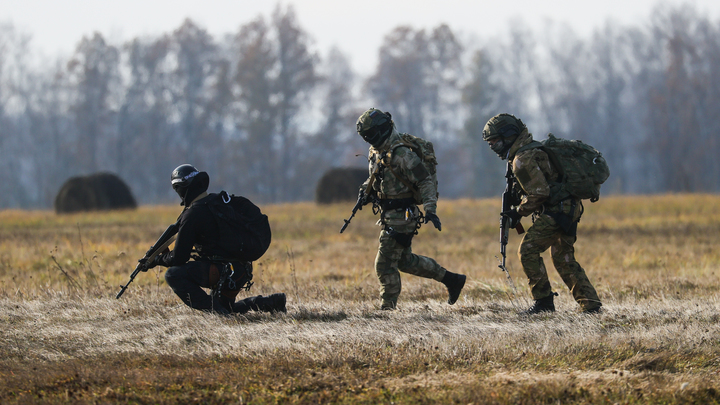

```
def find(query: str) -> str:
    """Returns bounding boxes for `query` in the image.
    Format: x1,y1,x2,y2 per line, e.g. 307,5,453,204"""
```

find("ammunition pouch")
207,258,254,300
385,227,415,248
543,199,580,236
545,212,577,236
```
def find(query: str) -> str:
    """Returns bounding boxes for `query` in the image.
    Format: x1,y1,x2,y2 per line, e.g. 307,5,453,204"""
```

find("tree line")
1,3,718,209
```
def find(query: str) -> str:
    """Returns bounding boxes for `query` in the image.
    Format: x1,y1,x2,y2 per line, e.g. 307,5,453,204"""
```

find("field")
1,195,720,404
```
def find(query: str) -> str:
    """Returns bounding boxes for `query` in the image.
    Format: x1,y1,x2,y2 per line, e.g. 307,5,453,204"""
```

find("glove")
424,212,442,231
141,248,168,271
357,189,367,208
141,255,161,271
502,209,522,229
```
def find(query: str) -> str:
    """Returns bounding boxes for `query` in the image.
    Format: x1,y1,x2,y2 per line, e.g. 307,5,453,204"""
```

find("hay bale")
54,172,137,214
315,167,368,204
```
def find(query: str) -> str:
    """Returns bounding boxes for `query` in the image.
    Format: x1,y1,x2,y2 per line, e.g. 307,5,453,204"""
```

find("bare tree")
119,36,173,202
295,47,365,200
462,48,508,197
167,20,222,171
67,33,120,174
642,5,718,192
368,24,466,197
272,4,318,201
368,24,462,140
230,17,278,202
0,22,36,207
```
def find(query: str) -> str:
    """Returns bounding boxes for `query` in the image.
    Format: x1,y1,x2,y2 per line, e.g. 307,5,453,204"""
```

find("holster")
208,261,253,301
544,199,580,236
385,227,415,248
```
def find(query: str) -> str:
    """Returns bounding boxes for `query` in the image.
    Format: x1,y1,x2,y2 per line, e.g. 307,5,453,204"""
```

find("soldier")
482,113,602,314
355,108,466,310
144,164,286,315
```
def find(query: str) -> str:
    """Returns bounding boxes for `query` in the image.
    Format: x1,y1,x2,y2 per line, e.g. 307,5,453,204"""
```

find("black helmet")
171,164,208,206
356,108,393,147
482,113,527,159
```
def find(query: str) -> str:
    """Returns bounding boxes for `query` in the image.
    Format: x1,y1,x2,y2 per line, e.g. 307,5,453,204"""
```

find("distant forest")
1,3,719,209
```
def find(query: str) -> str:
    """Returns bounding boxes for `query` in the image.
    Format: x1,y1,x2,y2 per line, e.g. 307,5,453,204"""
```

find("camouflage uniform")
361,128,447,309
508,130,602,311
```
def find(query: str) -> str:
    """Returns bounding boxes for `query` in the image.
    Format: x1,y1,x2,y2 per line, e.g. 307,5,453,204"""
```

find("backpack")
386,133,439,202
203,191,271,262
518,133,610,204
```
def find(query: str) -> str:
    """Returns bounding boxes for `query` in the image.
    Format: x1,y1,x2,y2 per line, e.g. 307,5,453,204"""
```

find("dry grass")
1,195,720,404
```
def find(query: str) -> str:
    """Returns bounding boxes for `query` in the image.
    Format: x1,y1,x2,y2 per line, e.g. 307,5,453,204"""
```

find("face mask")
490,139,505,154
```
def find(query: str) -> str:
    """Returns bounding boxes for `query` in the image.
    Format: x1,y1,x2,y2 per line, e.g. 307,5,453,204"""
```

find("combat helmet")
171,164,208,206
482,113,527,159
356,108,393,147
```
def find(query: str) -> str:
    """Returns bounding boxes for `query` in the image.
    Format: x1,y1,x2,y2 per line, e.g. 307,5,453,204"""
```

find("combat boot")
218,296,234,314
522,293,557,315
381,300,397,310
441,270,466,305
260,293,287,313
583,306,602,314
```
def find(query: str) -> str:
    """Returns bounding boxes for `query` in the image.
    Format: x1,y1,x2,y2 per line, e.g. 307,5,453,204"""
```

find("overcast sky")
4,0,720,73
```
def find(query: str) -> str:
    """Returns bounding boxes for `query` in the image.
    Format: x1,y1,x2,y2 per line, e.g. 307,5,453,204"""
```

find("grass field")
1,195,720,404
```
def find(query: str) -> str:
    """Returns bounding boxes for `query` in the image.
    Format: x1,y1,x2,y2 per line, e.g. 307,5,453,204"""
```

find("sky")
4,0,720,74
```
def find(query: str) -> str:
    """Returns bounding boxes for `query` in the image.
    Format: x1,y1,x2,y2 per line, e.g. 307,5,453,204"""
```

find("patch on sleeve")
411,162,430,181
514,162,533,188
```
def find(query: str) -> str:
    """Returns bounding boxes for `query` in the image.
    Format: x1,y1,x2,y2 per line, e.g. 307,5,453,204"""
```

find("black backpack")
203,191,271,262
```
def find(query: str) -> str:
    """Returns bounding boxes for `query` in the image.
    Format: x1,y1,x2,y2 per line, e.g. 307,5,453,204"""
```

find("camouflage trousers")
374,221,446,309
518,213,601,311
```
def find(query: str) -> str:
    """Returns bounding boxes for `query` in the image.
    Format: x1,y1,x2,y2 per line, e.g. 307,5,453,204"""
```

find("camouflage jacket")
507,130,577,217
361,129,438,222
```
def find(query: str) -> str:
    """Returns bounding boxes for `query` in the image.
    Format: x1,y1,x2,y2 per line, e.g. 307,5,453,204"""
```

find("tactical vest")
379,133,439,203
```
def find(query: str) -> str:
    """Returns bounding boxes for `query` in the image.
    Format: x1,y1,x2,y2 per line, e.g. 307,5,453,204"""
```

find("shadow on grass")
291,307,349,322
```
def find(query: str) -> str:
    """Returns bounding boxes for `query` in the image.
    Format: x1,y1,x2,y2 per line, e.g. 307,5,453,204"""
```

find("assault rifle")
499,162,525,278
340,191,365,233
339,190,377,233
340,163,381,233
116,221,179,299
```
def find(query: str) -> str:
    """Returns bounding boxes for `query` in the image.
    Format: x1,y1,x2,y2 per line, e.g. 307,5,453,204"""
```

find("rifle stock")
116,222,179,299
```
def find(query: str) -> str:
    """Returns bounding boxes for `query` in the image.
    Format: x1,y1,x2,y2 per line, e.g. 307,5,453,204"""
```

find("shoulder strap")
515,140,565,180
364,149,386,195
539,145,565,180
515,140,543,154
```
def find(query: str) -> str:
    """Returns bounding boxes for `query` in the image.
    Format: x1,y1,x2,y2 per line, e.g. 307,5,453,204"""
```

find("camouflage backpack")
517,133,609,204
386,133,439,202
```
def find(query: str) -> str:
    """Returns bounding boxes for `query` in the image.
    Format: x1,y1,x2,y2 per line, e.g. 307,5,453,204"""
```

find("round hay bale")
315,167,368,204
54,172,137,214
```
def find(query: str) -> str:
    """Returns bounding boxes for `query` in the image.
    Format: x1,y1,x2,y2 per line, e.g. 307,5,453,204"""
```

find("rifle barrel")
339,218,351,233
116,264,142,299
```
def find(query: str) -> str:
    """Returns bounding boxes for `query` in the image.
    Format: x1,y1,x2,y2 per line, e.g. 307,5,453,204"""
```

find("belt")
379,198,416,211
